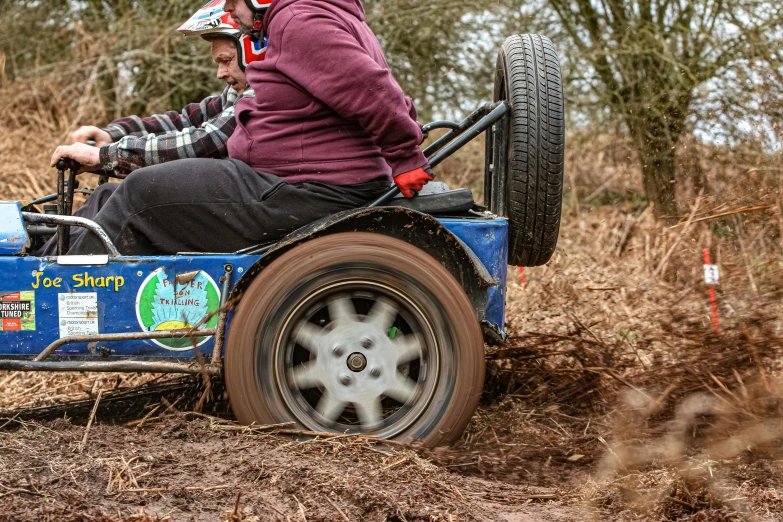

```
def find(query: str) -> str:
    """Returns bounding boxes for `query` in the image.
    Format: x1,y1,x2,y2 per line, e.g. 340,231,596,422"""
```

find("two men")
39,2,261,256
54,0,433,256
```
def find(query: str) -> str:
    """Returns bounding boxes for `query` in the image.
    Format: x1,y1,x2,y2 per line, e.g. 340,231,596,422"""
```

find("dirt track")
0,418,582,521
3,199,783,521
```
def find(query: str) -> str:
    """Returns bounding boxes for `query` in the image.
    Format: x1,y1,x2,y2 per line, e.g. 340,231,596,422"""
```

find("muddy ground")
3,387,783,522
0,415,585,522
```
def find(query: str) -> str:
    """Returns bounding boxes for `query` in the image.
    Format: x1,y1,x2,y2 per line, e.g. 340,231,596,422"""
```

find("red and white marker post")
703,249,720,333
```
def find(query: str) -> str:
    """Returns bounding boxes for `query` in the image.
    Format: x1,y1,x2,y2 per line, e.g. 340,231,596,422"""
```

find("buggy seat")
390,182,475,215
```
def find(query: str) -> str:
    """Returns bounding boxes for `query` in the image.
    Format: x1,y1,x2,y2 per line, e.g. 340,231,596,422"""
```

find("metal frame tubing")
34,329,219,361
368,101,510,208
491,112,510,217
48,158,124,254
56,165,66,254
60,167,78,252
22,213,120,256
422,104,493,158
0,360,212,374
421,120,462,132
26,225,58,237
483,116,496,208
427,102,510,169
22,190,94,212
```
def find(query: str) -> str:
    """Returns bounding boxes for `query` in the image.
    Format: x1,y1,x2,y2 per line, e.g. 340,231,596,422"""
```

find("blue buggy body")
0,204,508,361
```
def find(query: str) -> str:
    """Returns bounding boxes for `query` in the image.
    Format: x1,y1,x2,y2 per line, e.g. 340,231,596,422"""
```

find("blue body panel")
0,209,508,359
0,202,29,255
438,218,508,332
0,255,257,358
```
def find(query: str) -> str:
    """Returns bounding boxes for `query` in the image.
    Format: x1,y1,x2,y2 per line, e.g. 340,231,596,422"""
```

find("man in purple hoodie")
63,0,432,255
225,0,433,191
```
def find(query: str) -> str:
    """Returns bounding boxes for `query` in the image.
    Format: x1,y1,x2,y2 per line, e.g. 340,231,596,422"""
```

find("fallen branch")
118,484,230,494
213,421,410,447
80,389,103,454
653,194,703,279
669,204,773,229
325,496,350,522
129,404,161,429
475,492,558,503
270,429,408,446
0,487,45,498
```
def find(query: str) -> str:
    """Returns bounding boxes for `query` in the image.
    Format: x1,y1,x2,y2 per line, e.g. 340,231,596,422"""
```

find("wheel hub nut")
340,375,352,386
332,346,345,357
361,337,373,349
370,367,381,378
347,353,367,372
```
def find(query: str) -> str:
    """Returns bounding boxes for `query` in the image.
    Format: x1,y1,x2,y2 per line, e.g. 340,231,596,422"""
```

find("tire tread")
495,34,565,266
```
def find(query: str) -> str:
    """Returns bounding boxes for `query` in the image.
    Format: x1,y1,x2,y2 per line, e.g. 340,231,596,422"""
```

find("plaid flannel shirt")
99,86,254,177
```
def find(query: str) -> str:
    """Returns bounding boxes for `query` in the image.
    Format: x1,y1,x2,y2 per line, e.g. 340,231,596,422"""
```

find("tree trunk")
638,141,679,222
629,112,681,223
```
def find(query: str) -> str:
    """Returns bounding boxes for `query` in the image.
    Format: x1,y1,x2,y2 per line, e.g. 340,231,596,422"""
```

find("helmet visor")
246,0,273,11
178,0,238,36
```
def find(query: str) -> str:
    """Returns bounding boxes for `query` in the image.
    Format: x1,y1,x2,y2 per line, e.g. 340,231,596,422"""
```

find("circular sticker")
135,268,221,350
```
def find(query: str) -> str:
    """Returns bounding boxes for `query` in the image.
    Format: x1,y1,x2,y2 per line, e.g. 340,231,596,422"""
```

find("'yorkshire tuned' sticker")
135,269,220,350
0,291,36,331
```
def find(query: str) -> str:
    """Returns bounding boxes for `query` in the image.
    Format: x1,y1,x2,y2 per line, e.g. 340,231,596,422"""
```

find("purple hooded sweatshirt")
227,0,427,185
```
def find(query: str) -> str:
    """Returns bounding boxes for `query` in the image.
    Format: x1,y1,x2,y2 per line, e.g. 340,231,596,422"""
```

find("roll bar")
367,101,510,208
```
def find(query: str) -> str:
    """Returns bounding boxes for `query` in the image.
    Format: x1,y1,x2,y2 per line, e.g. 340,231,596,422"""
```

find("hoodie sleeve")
276,13,427,177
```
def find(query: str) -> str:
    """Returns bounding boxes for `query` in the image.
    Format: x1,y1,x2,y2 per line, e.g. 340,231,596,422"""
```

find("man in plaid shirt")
55,2,262,178
66,43,253,177
85,85,253,177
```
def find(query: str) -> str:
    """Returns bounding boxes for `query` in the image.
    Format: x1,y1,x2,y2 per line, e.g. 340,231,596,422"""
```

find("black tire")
225,233,485,447
493,34,564,267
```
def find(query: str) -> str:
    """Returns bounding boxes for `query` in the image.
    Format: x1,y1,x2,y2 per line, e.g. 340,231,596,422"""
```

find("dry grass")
0,45,112,203
580,379,783,520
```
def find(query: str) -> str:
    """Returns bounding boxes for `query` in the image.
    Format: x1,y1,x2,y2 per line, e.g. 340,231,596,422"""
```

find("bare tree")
365,0,503,120
535,0,783,220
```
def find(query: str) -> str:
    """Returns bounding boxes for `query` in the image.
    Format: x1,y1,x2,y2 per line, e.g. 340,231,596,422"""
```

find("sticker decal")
135,269,220,350
59,293,99,338
32,271,124,291
0,291,36,331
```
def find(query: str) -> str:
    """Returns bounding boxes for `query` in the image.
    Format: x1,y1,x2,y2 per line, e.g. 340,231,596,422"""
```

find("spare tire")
491,34,564,267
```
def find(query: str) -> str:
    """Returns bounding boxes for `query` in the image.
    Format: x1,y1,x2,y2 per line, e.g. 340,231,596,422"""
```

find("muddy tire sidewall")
225,232,485,446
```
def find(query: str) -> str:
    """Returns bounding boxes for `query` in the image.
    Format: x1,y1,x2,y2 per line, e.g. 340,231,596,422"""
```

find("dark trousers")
37,183,120,257
68,159,389,256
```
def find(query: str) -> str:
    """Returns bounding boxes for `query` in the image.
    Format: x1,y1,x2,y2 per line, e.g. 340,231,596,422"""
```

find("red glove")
394,165,434,199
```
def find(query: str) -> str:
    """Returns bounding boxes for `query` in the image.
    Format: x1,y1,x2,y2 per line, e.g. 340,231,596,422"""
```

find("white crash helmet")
179,0,267,71
244,0,273,14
